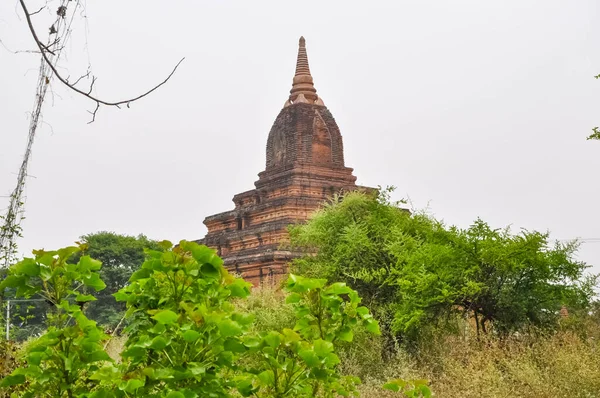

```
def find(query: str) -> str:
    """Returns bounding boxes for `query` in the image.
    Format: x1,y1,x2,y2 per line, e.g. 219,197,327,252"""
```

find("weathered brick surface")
196,38,373,285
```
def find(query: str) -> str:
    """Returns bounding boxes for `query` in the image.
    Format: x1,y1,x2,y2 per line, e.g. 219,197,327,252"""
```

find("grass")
245,285,600,398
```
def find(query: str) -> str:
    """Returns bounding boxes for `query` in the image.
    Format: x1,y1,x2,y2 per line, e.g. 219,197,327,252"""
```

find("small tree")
290,190,595,343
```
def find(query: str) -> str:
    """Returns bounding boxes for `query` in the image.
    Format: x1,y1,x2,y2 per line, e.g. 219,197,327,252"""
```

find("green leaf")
313,339,334,357
14,258,40,277
0,275,21,290
166,392,185,398
218,319,242,337
78,255,102,272
282,328,301,343
182,330,201,342
120,378,145,393
228,278,251,298
264,331,281,348
75,293,97,302
365,319,381,335
285,292,302,304
325,282,352,295
224,338,246,353
152,310,179,325
257,370,275,386
0,374,26,387
82,273,106,291
130,268,152,282
383,382,401,392
200,262,220,279
298,349,320,367
338,326,354,342
149,336,168,350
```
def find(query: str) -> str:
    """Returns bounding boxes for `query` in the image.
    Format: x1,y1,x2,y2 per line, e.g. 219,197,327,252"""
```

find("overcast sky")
1,0,599,273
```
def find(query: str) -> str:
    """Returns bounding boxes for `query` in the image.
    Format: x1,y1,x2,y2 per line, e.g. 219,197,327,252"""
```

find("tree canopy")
289,190,596,341
71,232,162,328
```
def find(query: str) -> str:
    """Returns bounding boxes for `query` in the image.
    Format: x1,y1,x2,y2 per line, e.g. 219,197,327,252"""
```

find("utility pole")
5,299,10,340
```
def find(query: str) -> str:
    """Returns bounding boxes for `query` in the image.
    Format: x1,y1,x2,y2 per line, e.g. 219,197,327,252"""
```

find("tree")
71,232,162,328
289,190,595,344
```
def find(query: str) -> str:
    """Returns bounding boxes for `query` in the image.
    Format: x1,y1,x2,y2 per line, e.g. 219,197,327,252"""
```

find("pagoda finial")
288,36,321,105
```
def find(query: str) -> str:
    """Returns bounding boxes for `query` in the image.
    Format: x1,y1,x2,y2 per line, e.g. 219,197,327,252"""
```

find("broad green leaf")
228,278,251,298
0,374,25,387
76,293,97,302
218,319,242,337
365,319,381,335
152,310,178,325
182,330,201,342
14,258,40,277
313,339,334,357
338,326,354,342
130,268,152,282
200,262,220,279
325,282,352,295
0,275,21,290
298,349,320,367
257,370,275,386
224,338,246,353
264,331,281,348
285,292,302,304
78,255,102,272
120,378,145,393
149,336,168,350
82,273,106,291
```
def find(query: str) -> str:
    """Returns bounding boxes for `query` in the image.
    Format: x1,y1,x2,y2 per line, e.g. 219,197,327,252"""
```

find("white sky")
1,0,599,273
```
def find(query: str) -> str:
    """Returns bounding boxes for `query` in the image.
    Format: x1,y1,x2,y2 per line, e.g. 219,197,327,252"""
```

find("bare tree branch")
29,4,46,16
18,0,185,122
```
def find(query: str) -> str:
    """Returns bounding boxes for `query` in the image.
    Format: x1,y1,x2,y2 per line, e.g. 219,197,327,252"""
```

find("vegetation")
72,232,162,328
290,189,595,346
1,192,598,397
237,284,600,398
1,232,159,340
0,241,415,397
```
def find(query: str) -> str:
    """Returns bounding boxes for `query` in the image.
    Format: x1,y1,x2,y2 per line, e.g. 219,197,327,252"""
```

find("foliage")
289,190,595,342
0,244,110,397
73,232,162,328
239,274,381,397
89,239,253,397
0,241,382,397
383,379,431,398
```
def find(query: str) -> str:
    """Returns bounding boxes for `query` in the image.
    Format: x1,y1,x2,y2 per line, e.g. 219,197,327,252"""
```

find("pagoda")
197,37,372,284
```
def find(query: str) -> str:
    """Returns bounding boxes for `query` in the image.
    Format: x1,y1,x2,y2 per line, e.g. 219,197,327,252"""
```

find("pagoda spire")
287,36,324,106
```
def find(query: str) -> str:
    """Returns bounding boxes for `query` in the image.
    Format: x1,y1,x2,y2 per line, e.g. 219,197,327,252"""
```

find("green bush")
0,241,398,397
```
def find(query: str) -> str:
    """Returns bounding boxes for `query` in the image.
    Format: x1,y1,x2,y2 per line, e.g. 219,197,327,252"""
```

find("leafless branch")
29,5,46,16
70,69,91,87
18,0,185,123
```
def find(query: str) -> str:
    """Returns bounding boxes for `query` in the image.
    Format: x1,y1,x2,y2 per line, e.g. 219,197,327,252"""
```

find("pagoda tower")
198,37,372,284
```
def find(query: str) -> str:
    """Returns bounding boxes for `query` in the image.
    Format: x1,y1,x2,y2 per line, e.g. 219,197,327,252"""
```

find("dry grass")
353,330,600,398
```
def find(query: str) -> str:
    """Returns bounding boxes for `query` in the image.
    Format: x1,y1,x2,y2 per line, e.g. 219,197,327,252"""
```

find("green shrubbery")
290,189,595,347
0,241,423,397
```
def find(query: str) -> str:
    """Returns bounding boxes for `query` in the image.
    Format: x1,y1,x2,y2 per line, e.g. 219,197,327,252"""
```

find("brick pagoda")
197,37,372,284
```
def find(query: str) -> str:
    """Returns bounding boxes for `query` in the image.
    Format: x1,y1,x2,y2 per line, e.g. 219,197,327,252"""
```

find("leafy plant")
90,240,253,397
289,190,595,344
239,274,381,397
0,244,110,397
383,379,431,398
0,241,383,398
